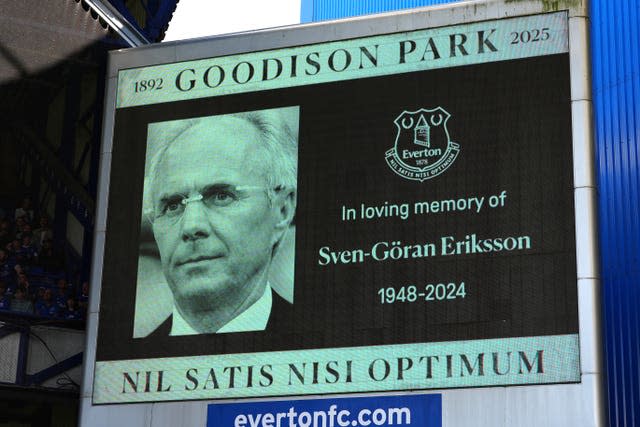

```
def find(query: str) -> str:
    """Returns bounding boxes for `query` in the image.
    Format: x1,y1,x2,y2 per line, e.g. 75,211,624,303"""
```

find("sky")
163,0,302,41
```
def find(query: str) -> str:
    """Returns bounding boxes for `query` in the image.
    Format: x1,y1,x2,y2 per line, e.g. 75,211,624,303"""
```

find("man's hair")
144,106,299,215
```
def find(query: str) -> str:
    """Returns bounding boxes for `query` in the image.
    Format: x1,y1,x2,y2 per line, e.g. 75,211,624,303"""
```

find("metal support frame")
84,0,150,47
140,0,178,41
15,327,29,386
1,322,83,387
15,127,95,228
0,323,21,339
107,0,175,41
25,352,83,386
53,70,81,244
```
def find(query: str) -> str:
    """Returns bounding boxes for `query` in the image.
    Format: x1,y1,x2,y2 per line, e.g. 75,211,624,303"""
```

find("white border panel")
81,1,602,425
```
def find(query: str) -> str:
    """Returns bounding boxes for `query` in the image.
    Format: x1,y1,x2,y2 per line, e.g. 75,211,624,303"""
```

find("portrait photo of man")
134,106,299,337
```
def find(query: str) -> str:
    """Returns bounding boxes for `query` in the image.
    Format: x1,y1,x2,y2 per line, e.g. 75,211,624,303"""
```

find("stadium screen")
94,11,579,404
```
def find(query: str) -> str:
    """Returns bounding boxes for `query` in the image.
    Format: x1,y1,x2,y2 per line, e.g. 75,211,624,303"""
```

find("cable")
27,329,80,391
0,317,81,391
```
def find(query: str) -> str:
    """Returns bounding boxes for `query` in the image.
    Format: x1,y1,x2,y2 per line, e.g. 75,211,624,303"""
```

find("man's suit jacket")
146,289,292,338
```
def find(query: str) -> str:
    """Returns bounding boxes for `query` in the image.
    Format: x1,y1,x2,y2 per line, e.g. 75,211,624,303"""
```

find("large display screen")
94,11,579,403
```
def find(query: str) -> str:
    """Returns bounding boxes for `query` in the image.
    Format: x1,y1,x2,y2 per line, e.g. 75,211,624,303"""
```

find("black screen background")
97,54,577,361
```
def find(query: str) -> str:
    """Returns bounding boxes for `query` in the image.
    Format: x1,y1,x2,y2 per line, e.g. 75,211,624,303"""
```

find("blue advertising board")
207,394,442,427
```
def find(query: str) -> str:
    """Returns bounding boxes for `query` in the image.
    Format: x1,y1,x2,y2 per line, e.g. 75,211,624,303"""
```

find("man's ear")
274,188,296,230
272,188,296,246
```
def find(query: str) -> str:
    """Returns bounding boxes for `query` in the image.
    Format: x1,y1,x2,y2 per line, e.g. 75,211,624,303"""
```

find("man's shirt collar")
170,285,272,336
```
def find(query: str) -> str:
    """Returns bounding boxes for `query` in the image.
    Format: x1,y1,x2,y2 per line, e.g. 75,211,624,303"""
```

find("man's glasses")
149,184,275,226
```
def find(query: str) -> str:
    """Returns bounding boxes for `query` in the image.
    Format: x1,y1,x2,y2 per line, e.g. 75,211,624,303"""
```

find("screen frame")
85,0,601,412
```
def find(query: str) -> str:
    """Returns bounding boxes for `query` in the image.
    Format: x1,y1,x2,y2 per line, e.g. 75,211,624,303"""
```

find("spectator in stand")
0,219,13,247
6,238,18,253
77,281,89,313
18,235,38,267
0,282,10,310
18,223,32,240
11,287,33,314
14,197,34,224
0,249,16,287
14,216,30,240
32,216,53,250
33,286,45,305
37,239,63,273
15,272,32,298
35,288,58,318
57,277,69,292
54,279,69,312
7,238,22,263
64,297,82,320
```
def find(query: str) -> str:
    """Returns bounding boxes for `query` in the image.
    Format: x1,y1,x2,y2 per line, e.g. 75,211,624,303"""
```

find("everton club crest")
385,107,460,181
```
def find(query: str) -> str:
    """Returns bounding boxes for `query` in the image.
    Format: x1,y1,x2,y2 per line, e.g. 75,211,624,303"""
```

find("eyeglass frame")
145,184,286,226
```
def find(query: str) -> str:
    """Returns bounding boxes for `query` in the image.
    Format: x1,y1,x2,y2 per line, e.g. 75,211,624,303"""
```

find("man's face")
151,116,285,324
